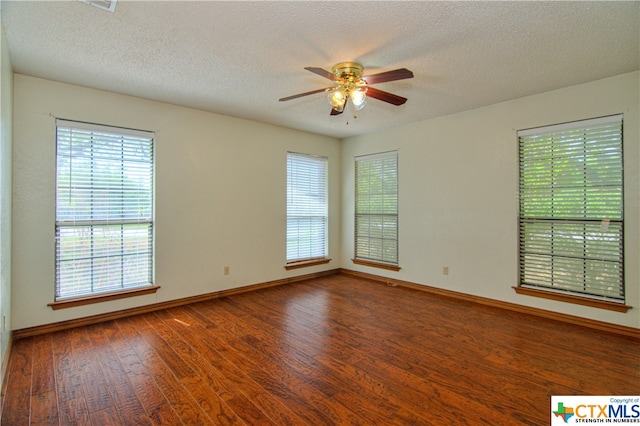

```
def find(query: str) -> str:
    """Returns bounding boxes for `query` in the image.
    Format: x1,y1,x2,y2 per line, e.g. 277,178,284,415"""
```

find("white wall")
0,9,13,370
12,75,341,330
341,72,640,329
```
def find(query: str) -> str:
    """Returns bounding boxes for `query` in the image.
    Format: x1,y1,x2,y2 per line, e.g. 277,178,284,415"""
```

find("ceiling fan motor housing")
332,62,364,80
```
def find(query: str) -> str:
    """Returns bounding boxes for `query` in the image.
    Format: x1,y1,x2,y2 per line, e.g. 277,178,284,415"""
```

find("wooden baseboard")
340,268,640,340
12,269,341,340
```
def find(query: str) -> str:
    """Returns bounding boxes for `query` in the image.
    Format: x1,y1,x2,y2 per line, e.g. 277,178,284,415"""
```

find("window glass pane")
518,115,623,302
355,152,398,264
286,153,328,262
55,121,154,300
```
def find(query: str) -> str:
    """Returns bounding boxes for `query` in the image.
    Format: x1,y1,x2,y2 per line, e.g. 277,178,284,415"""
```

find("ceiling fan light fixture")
328,87,347,109
350,87,367,110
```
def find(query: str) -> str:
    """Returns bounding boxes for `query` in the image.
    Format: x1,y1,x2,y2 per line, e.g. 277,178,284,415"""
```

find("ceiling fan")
279,62,414,116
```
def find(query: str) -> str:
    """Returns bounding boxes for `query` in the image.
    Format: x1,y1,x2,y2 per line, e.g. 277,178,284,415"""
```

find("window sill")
512,286,631,313
352,258,401,271
285,258,331,270
48,286,161,310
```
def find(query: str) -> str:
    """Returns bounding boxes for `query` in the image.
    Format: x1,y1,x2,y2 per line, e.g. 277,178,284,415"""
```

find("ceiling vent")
79,0,117,13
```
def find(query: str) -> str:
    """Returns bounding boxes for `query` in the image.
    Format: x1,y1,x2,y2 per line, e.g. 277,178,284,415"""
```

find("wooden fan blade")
279,87,330,102
366,87,407,106
362,68,414,85
305,67,339,81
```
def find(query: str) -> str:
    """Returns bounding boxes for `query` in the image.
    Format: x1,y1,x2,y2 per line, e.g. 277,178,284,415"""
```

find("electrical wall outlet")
224,266,230,275
442,266,449,275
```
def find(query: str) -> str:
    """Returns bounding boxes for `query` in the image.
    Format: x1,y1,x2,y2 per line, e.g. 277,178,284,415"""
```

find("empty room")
0,1,638,425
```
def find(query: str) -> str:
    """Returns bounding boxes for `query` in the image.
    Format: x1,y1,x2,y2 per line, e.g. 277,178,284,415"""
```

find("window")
354,151,399,268
286,152,328,265
55,120,154,300
518,115,624,305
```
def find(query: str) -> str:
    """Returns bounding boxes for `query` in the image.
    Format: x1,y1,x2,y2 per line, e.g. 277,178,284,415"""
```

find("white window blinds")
286,152,328,262
518,115,624,302
355,151,398,265
55,120,154,300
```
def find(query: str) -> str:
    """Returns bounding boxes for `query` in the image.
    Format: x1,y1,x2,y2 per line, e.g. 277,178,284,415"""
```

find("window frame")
353,151,400,270
516,114,629,311
52,119,157,307
285,152,330,269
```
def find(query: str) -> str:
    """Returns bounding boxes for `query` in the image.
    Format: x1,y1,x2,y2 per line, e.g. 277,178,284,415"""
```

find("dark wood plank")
2,337,34,425
51,330,84,403
85,324,152,426
89,406,122,425
68,327,114,413
29,390,58,425
118,316,216,425
106,323,182,426
30,334,55,397
113,344,182,425
167,305,341,425
199,307,365,425
151,309,278,425
26,337,60,423
59,397,91,426
135,320,196,381
139,318,246,425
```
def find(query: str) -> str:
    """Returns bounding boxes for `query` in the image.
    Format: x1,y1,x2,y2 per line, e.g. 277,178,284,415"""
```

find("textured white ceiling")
2,0,638,138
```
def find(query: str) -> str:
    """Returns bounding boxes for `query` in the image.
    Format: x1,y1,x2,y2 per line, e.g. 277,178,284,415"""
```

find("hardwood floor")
1,274,638,425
